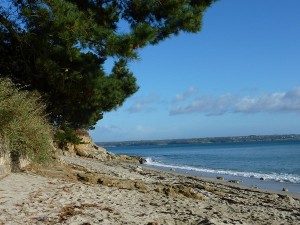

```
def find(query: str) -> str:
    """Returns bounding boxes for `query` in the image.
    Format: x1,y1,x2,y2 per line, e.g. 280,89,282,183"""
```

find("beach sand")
0,156,299,225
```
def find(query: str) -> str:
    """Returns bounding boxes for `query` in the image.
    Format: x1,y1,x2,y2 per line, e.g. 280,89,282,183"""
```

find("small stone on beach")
216,177,224,180
282,188,288,192
36,216,48,221
134,167,143,172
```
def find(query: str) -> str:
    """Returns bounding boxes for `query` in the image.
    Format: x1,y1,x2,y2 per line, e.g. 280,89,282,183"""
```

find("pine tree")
0,0,216,129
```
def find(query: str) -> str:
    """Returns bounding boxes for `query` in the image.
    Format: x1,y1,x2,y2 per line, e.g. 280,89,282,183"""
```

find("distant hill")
96,134,300,147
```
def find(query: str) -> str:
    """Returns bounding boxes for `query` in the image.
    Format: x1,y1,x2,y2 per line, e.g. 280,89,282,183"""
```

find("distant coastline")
96,134,300,147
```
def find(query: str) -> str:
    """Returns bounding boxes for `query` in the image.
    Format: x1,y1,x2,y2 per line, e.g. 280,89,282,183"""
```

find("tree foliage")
0,0,216,129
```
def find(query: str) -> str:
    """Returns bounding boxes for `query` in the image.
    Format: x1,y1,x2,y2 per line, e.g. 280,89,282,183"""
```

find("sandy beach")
0,155,299,225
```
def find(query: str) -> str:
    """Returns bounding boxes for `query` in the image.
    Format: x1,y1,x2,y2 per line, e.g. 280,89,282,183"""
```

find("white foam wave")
144,158,300,184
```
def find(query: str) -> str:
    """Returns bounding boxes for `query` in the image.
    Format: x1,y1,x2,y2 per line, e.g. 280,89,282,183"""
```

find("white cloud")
170,94,235,116
127,94,162,113
235,87,300,113
173,87,198,102
170,87,300,116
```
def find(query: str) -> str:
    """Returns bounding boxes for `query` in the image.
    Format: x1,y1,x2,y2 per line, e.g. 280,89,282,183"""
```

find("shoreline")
142,164,300,198
141,164,300,200
1,155,300,224
105,140,300,196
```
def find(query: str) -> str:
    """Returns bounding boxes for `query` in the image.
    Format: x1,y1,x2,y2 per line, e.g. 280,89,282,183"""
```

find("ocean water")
103,141,300,193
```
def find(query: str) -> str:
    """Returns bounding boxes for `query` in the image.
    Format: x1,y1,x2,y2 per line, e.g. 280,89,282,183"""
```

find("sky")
90,0,300,142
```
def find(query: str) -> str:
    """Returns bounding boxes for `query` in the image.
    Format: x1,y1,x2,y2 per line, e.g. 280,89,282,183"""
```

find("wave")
144,157,300,184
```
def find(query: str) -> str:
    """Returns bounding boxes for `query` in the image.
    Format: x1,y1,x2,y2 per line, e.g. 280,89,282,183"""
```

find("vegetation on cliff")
0,78,52,163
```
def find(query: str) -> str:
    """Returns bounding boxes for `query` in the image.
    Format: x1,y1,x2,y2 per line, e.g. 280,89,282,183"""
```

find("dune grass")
0,78,53,163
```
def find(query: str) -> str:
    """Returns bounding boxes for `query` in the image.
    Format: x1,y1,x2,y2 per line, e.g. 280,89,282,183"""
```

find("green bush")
0,78,53,163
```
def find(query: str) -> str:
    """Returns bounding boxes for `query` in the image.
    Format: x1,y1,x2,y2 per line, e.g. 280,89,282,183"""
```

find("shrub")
54,125,82,149
0,78,53,163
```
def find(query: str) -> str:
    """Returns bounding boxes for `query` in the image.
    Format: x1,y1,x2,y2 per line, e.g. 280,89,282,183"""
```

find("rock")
56,132,116,161
54,131,147,164
65,143,75,154
74,135,93,157
36,216,48,222
170,168,176,171
0,148,30,174
282,188,288,192
260,177,265,180
134,167,143,173
216,177,224,180
75,146,91,157
139,157,147,164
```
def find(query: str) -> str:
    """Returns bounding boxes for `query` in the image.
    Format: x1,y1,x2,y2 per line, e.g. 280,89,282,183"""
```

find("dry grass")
0,78,53,163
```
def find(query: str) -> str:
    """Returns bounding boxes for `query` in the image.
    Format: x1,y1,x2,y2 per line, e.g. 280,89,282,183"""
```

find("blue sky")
90,0,300,142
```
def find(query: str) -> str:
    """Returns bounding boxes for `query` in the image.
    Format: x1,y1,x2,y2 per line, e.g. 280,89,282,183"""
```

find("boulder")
74,135,93,157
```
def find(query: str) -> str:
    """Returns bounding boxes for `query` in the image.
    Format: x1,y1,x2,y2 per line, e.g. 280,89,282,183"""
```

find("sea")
102,140,300,194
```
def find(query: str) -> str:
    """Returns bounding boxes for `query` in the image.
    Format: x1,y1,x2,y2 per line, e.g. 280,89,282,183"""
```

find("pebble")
36,216,48,221
282,188,288,192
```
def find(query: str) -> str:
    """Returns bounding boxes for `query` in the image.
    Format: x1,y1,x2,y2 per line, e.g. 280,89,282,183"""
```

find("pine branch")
0,14,21,42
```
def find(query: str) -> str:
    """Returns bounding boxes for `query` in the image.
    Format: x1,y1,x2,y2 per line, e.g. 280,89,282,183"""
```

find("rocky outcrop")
0,141,30,177
58,132,145,164
57,132,113,160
